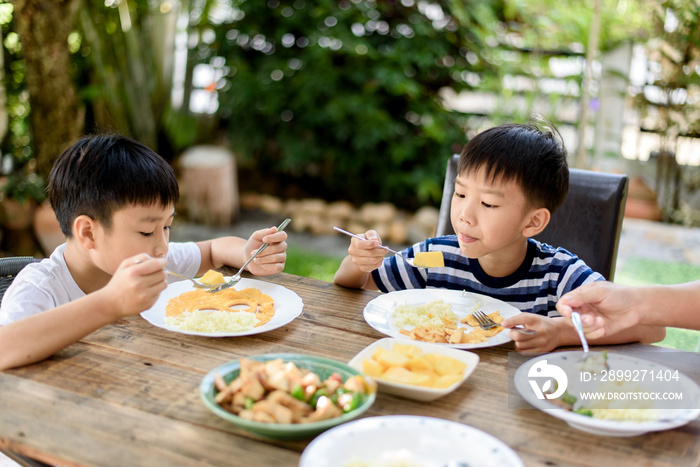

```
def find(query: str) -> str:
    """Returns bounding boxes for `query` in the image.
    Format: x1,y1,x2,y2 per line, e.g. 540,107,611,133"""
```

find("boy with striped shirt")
334,121,664,353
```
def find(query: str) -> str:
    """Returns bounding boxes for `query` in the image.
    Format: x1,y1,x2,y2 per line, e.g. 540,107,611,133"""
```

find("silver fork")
164,269,218,290
209,218,291,294
472,310,537,335
333,226,427,269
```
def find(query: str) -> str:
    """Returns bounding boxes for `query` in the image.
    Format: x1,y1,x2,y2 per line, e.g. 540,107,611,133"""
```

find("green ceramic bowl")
200,353,376,440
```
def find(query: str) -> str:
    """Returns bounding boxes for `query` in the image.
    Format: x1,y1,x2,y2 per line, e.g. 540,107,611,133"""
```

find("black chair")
0,256,48,466
435,154,629,281
0,256,41,304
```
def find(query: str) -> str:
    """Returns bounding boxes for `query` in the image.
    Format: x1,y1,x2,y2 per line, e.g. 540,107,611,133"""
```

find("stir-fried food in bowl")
200,353,377,439
214,357,374,424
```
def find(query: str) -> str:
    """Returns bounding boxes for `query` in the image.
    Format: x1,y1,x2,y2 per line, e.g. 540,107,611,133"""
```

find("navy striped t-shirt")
370,236,604,317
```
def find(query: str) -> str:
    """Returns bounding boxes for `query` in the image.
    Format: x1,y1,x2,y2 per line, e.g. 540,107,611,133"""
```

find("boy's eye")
481,202,496,208
140,231,155,237
453,191,465,199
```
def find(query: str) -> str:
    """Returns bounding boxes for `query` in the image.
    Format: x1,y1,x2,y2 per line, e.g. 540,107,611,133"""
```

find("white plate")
299,415,523,467
140,277,303,337
348,338,479,401
514,351,700,437
363,289,521,349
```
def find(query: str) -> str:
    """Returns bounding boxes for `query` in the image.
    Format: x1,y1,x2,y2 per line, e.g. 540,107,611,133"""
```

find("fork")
164,269,218,290
472,310,537,335
333,226,427,269
208,218,291,293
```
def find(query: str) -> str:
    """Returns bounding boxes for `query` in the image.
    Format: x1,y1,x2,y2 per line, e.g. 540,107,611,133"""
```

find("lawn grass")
615,258,700,352
284,245,343,283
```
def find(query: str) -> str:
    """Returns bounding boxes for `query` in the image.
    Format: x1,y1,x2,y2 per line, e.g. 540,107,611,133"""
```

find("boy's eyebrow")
455,177,506,197
140,211,176,222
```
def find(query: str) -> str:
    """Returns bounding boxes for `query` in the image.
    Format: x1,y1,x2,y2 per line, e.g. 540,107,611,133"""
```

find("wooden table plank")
1,272,699,466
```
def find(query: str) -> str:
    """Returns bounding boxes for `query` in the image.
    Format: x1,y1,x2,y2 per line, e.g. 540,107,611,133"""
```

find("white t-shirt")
0,242,201,325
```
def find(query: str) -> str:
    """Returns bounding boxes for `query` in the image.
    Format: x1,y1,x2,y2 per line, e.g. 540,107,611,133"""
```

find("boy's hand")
102,254,168,318
347,230,386,273
503,313,562,354
244,226,288,276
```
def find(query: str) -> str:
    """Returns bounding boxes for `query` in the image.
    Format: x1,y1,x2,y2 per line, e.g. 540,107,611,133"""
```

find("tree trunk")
13,0,84,179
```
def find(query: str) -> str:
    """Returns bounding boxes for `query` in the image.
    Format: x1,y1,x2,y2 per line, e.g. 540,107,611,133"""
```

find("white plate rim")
363,288,521,349
299,415,524,467
140,277,303,337
513,351,700,436
347,337,479,400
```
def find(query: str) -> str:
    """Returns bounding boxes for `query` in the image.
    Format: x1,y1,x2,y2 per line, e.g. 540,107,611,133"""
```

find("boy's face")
450,168,537,262
91,203,174,275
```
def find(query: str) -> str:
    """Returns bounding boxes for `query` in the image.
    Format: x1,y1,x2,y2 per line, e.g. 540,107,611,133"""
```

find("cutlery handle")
571,311,590,353
333,226,396,254
241,218,292,273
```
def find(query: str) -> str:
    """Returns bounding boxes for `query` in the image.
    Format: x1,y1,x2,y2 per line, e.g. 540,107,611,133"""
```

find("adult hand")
556,281,641,339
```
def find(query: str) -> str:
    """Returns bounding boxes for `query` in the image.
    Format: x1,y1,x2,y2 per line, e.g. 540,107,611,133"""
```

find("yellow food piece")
422,353,467,376
361,358,384,377
406,355,433,374
381,366,431,385
392,342,423,359
413,251,445,268
376,349,410,368
434,373,463,388
361,343,466,389
199,269,226,285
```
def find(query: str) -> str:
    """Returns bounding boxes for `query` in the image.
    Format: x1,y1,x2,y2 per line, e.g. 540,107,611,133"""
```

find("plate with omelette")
141,272,303,337
363,289,522,349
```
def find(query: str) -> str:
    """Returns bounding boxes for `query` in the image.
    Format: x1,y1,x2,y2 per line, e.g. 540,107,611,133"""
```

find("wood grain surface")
1,272,698,467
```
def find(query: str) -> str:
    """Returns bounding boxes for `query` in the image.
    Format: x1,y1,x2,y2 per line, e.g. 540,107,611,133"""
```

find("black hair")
457,119,569,213
48,134,180,237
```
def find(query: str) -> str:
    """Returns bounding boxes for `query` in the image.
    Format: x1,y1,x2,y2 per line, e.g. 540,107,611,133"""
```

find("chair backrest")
435,154,629,281
0,256,41,304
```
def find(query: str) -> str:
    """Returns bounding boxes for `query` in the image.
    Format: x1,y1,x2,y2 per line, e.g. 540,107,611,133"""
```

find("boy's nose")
153,231,169,257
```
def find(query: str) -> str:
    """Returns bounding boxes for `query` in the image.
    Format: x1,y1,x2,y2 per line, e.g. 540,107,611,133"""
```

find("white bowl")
348,337,479,401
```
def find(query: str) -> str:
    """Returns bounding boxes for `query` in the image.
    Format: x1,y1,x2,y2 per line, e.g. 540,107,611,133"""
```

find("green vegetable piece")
291,384,305,401
342,392,363,413
574,408,593,417
310,388,329,409
244,397,255,410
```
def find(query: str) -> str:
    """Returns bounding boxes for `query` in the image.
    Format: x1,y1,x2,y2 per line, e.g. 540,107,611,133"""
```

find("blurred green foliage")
210,0,503,208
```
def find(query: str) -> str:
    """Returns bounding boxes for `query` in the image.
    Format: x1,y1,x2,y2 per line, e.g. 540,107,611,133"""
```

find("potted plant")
0,171,45,230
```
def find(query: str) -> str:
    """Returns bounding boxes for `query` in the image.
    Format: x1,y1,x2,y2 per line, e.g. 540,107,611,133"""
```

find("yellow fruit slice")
380,366,431,385
413,251,444,268
423,353,467,376
199,269,225,285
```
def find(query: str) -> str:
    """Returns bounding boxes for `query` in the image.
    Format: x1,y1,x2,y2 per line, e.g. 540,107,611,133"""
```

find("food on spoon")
412,251,445,268
165,287,275,332
199,269,226,285
214,358,374,424
360,343,466,389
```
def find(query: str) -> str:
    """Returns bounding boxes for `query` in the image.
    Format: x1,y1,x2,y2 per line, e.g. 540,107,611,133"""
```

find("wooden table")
1,272,699,467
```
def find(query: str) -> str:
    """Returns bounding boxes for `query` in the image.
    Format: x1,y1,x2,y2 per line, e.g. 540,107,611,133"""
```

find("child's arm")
503,313,666,354
196,226,288,277
0,256,167,370
333,230,385,290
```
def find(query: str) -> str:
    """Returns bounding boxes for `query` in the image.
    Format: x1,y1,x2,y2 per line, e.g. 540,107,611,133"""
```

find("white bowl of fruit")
348,338,479,401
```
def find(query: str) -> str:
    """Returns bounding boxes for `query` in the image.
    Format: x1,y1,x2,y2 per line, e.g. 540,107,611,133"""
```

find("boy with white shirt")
0,134,288,369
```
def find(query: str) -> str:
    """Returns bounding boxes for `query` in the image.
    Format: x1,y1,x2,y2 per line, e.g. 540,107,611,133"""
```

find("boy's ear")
522,207,550,238
73,215,98,250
